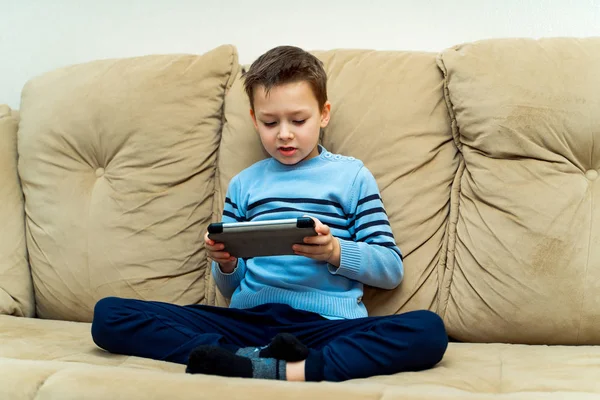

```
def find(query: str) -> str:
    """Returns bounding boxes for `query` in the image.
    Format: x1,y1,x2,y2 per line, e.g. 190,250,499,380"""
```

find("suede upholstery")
1,38,599,398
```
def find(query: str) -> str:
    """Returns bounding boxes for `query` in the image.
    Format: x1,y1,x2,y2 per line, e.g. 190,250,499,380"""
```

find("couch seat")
1,315,598,399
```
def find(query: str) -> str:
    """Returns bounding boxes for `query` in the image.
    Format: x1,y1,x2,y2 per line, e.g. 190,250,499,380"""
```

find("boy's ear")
249,108,259,130
320,101,331,128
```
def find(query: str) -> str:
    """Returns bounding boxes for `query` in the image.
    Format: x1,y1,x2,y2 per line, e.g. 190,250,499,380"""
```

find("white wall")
1,0,599,109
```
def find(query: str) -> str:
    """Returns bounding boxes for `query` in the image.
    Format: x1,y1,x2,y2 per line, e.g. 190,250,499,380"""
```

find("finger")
293,249,317,258
303,215,324,231
307,218,329,236
293,251,313,259
293,244,326,255
303,235,330,245
317,223,330,236
209,251,233,260
206,242,226,251
204,232,215,246
213,257,236,264
294,250,328,261
210,251,231,261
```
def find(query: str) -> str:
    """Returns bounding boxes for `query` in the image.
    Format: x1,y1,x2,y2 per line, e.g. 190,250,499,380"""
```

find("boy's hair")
242,46,328,110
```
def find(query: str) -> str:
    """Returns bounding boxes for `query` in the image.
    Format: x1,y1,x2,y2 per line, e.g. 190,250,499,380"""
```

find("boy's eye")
293,120,306,125
263,121,277,127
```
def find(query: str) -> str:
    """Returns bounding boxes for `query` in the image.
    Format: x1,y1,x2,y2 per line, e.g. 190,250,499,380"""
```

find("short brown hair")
242,46,328,110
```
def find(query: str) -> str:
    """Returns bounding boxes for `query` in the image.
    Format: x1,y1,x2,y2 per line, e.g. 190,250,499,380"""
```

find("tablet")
207,217,318,258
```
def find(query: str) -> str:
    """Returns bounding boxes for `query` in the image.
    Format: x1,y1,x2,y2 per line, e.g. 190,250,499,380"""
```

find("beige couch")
1,37,600,399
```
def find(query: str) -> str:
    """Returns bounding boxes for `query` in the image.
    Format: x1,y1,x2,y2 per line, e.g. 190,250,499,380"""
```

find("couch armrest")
0,104,34,317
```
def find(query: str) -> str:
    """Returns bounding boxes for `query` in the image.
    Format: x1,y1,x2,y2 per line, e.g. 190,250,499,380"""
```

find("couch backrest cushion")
18,45,238,321
0,105,34,317
207,68,270,306
211,50,457,315
438,37,600,344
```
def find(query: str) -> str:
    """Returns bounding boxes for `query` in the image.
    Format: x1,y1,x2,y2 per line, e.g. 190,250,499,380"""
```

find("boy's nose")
278,125,293,140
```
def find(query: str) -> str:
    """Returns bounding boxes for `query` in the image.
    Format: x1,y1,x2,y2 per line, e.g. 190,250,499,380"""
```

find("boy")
91,46,448,382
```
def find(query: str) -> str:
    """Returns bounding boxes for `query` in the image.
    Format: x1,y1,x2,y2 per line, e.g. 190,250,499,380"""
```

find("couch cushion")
1,315,599,398
437,37,600,344
0,315,182,372
2,358,598,400
17,45,239,321
0,105,34,317
211,50,457,315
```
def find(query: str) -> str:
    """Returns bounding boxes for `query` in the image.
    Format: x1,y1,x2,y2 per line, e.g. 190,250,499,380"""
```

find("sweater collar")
269,145,331,171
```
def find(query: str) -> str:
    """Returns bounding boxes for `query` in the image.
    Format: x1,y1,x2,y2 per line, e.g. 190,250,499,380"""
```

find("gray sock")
250,357,287,380
235,346,264,359
187,346,287,380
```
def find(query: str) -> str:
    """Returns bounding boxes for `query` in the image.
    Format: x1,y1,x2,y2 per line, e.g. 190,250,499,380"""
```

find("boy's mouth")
278,147,297,156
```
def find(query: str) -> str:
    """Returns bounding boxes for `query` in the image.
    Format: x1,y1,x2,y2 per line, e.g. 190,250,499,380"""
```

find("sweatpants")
91,297,448,382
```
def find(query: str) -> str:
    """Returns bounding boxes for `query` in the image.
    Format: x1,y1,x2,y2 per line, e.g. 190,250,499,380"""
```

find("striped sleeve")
212,176,247,298
329,166,404,289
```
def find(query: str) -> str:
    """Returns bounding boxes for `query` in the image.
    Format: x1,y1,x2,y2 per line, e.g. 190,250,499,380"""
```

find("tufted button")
585,169,598,181
95,168,105,178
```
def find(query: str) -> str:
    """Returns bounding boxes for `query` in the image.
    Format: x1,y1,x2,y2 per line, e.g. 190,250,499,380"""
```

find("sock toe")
261,333,309,361
187,345,252,377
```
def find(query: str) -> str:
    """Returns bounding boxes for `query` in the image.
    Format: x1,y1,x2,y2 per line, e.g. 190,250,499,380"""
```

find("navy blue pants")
91,297,448,382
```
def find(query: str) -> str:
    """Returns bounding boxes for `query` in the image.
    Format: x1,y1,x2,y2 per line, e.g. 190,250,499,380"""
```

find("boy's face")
250,81,331,165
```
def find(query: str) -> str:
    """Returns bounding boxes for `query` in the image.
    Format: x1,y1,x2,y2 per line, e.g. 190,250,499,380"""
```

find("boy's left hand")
293,216,341,268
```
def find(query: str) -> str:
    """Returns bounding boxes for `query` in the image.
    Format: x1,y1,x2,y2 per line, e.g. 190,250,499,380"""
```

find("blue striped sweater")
212,145,403,319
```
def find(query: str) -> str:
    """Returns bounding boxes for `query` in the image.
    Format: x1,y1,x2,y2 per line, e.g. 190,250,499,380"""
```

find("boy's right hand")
204,232,237,273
